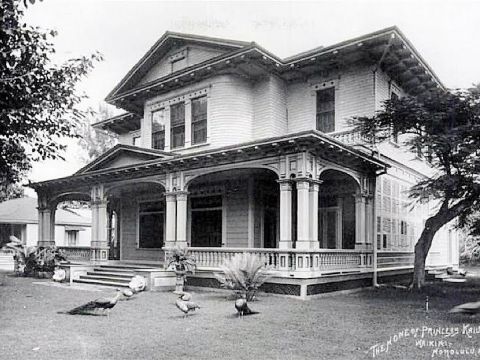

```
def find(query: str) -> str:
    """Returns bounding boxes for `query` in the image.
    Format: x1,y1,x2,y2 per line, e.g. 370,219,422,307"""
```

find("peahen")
235,298,258,317
175,293,200,318
61,290,122,316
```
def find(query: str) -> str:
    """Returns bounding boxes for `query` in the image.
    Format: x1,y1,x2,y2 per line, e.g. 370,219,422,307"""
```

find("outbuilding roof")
0,197,91,226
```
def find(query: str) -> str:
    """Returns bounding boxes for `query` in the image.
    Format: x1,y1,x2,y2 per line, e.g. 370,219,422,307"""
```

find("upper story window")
191,96,207,145
170,102,185,148
152,109,166,150
316,87,335,133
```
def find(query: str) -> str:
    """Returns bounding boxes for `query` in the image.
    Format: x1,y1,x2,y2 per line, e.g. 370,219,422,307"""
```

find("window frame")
151,108,166,150
191,96,208,145
170,102,185,149
315,86,336,133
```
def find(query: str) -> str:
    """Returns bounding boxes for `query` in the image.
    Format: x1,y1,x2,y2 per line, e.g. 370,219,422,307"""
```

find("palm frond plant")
214,253,273,301
5,236,37,276
166,246,196,292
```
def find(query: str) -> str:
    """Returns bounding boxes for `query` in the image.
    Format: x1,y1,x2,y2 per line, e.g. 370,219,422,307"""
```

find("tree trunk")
410,199,470,289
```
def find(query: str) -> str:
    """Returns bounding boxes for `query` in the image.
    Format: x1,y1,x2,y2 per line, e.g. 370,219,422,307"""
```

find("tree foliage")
355,85,480,288
77,105,118,164
0,0,102,186
0,182,24,202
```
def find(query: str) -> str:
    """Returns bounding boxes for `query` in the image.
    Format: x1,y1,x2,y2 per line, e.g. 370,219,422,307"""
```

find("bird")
177,291,192,301
175,293,200,318
449,301,480,316
129,275,146,293
61,290,122,316
235,298,258,317
52,269,66,282
121,288,135,300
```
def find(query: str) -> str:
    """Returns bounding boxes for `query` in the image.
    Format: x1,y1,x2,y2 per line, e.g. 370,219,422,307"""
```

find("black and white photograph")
1,0,480,359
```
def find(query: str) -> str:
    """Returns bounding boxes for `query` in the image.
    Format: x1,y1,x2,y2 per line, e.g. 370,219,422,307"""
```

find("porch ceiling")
29,130,388,193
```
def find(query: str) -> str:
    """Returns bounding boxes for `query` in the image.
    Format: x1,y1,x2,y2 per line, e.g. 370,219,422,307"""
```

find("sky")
22,0,480,195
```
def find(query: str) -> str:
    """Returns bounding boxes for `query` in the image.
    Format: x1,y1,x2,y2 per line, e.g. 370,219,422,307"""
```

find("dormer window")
152,109,166,150
170,102,185,148
316,87,335,133
191,96,207,145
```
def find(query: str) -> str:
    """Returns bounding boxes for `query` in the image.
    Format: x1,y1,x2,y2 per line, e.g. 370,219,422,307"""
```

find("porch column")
355,194,367,249
90,186,109,262
278,179,292,249
38,207,55,247
165,192,177,248
296,178,312,250
176,191,188,248
309,181,321,249
365,195,374,246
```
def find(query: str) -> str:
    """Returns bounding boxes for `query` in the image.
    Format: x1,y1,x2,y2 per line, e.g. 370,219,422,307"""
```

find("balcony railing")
184,247,373,274
330,129,366,146
57,246,91,262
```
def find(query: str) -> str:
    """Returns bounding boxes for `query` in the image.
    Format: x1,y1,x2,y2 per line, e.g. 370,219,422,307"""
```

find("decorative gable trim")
75,144,175,175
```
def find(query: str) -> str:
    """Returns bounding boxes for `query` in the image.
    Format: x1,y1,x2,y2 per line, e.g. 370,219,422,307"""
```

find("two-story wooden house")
30,26,460,296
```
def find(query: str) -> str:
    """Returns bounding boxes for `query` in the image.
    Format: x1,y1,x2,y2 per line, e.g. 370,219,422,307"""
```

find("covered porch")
30,131,402,279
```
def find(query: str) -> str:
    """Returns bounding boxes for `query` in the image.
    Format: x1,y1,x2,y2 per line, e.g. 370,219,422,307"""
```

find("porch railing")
186,247,373,273
377,251,414,269
57,246,91,262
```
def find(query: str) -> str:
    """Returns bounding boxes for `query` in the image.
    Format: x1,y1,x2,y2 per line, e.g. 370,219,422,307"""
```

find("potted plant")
166,246,196,293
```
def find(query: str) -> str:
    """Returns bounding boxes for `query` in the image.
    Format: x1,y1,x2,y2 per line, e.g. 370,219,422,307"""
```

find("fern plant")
214,253,273,301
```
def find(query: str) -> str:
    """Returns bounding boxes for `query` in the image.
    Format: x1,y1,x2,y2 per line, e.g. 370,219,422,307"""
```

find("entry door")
191,210,222,247
319,208,339,249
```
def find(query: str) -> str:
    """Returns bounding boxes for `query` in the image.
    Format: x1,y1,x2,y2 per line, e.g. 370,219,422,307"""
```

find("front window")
191,96,207,145
170,102,185,148
152,109,166,150
66,230,79,246
138,201,164,248
316,87,335,133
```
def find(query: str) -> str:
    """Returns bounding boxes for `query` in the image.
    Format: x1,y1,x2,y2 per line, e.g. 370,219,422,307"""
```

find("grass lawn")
1,270,480,360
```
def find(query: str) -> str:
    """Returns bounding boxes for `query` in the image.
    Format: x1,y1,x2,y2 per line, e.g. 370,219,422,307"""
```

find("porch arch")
318,169,361,249
185,168,280,249
184,165,280,191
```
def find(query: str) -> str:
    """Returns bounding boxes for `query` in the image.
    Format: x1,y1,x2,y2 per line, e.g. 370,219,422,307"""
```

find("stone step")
98,264,156,270
93,267,135,274
73,278,131,288
87,271,134,278
443,278,467,283
435,273,450,279
80,274,132,283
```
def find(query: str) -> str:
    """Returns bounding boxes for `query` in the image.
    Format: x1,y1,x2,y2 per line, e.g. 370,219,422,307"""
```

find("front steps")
73,264,158,288
427,267,467,283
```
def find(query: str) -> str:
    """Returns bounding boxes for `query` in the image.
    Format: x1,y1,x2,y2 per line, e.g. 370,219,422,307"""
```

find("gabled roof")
105,31,251,103
75,144,175,175
0,197,91,225
106,26,445,114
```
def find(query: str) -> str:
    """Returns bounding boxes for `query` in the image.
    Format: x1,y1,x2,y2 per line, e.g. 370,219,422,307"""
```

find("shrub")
214,253,273,301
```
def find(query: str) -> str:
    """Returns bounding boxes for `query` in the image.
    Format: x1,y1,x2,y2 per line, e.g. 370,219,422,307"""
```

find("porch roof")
29,130,389,192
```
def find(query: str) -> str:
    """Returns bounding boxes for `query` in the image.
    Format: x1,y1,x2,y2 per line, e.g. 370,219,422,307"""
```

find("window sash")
152,130,165,150
192,120,207,145
171,125,185,148
170,103,185,126
316,88,335,133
